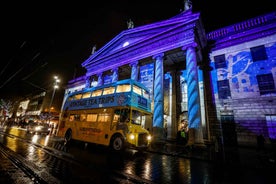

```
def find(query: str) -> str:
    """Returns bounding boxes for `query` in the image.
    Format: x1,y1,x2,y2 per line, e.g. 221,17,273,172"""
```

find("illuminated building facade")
208,12,276,145
65,10,276,146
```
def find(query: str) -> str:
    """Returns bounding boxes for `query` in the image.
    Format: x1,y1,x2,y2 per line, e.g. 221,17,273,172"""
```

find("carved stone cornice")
207,11,276,51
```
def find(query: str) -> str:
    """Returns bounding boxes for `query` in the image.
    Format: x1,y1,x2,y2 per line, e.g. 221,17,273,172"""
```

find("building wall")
209,33,276,145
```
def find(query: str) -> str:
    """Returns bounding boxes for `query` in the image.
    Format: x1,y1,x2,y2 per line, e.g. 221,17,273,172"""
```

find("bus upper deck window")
133,85,142,95
92,89,102,97
142,89,150,99
82,92,91,99
75,94,82,100
116,84,131,93
103,87,115,95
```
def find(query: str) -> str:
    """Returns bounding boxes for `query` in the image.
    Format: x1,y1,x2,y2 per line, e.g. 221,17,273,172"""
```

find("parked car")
26,122,51,135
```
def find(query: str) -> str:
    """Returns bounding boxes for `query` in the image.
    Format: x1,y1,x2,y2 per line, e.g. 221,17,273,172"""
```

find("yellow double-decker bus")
57,79,152,151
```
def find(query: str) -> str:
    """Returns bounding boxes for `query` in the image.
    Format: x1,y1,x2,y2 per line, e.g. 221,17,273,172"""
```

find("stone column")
85,76,91,88
152,53,164,141
185,45,204,146
130,61,139,81
97,72,103,86
111,68,118,83
167,71,177,140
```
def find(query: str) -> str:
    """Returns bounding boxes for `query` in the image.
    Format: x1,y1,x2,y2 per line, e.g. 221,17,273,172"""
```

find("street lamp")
48,76,60,114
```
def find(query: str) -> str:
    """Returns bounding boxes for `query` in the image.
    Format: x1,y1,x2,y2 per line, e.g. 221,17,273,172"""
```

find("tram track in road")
0,143,58,184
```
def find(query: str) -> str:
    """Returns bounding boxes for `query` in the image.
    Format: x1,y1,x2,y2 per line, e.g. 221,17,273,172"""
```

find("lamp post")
48,75,60,116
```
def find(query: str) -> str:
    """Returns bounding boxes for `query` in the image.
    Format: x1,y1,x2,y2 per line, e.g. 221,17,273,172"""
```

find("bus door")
113,108,129,133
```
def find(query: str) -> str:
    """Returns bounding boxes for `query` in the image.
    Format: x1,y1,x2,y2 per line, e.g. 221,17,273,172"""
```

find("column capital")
182,42,198,51
111,67,118,72
152,53,164,60
129,61,139,67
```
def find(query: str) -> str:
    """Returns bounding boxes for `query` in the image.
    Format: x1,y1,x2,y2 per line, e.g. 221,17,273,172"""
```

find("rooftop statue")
127,19,134,29
184,0,192,11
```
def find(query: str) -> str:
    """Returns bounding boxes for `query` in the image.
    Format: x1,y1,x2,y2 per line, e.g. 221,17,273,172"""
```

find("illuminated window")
142,89,150,99
217,80,231,99
257,73,276,95
82,92,91,98
250,45,268,62
214,54,226,69
92,89,102,97
68,96,74,101
87,114,97,122
69,115,75,121
80,114,86,121
98,113,111,122
116,84,131,93
113,114,120,123
133,85,141,95
103,87,115,95
74,94,82,100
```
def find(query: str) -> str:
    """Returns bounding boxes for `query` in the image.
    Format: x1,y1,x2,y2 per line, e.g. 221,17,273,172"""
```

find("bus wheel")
64,129,72,145
111,135,124,151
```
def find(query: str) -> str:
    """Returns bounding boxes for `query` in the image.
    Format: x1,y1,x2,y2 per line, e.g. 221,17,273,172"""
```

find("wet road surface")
0,126,275,184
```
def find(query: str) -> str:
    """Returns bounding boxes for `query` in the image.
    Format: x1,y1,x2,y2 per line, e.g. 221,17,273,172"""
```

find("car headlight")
147,135,152,141
35,126,42,131
129,134,135,140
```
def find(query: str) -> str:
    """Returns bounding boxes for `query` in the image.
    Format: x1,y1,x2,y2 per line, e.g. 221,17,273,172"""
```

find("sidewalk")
148,139,276,168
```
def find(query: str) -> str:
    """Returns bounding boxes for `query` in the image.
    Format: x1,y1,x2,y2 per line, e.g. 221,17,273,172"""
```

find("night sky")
1,0,275,100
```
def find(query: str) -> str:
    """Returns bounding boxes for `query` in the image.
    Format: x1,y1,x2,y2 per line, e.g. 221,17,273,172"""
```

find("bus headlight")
129,134,135,140
147,135,152,141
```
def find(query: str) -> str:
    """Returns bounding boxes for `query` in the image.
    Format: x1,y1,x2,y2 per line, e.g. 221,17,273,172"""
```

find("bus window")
142,89,150,99
80,114,87,121
87,114,97,122
69,115,75,122
113,114,120,122
103,87,115,95
74,94,82,100
133,85,142,95
115,108,129,122
82,92,91,99
74,114,80,121
132,110,142,125
92,89,102,97
68,96,74,101
116,84,131,93
98,113,111,122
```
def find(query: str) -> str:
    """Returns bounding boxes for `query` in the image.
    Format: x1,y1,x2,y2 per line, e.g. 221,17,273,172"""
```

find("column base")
152,127,164,142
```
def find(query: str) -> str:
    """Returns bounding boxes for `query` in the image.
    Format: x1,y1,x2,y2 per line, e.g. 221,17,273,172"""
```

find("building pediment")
82,10,203,76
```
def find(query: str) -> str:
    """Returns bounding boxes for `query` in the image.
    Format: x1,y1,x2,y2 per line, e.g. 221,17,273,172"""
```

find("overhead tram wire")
0,52,41,89
0,41,27,78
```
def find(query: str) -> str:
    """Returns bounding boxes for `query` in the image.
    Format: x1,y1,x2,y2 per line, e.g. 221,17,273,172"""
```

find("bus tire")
64,129,72,145
110,135,125,151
